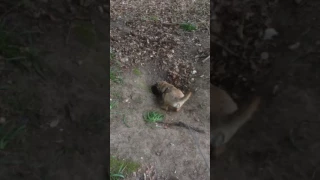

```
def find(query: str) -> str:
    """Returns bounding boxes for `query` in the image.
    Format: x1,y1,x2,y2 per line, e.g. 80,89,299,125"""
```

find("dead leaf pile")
168,59,195,89
111,20,178,66
110,0,210,89
133,164,157,180
211,0,278,98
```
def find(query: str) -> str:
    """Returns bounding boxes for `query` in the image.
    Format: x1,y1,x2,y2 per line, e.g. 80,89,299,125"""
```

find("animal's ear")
163,87,172,94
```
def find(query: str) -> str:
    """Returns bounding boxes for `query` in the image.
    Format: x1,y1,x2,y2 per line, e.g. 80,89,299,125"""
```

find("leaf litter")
110,0,210,90
211,0,277,100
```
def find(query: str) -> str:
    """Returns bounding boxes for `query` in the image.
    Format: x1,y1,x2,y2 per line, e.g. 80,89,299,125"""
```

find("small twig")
157,121,205,133
312,166,320,179
202,55,210,63
212,41,240,57
175,122,205,133
65,22,72,45
289,122,306,152
5,56,26,61
292,51,320,62
122,115,130,128
161,22,180,26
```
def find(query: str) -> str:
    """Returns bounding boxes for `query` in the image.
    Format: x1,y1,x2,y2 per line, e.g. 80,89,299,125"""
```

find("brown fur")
210,84,261,156
155,81,192,112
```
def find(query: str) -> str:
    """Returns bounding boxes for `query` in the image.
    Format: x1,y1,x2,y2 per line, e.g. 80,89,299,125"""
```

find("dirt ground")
212,0,320,179
110,0,210,179
0,1,108,180
110,65,210,180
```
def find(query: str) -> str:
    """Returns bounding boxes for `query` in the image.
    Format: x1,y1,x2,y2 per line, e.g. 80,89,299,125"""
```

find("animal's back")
210,84,261,156
210,84,238,117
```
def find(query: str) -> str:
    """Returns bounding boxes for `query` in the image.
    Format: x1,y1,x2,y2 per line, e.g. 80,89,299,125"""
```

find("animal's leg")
161,104,169,111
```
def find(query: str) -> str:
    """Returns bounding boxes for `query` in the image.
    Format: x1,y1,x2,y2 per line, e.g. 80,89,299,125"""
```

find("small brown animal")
151,81,192,112
210,84,261,156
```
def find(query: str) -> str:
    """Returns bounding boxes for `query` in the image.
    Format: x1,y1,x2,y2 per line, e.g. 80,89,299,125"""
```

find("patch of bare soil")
212,0,320,179
110,0,210,179
0,1,108,179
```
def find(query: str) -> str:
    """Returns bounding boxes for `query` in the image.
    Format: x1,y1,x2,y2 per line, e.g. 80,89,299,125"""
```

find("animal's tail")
228,96,261,131
176,91,192,107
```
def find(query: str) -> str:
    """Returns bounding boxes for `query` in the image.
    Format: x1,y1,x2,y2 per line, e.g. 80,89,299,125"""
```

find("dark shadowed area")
212,0,320,179
0,1,108,179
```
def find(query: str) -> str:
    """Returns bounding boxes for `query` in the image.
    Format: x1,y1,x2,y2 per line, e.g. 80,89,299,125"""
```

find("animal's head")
151,82,162,96
156,81,168,89
151,81,169,94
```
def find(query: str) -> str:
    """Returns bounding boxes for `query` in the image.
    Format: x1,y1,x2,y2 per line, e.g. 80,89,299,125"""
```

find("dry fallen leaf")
263,28,278,40
50,119,60,128
261,52,269,60
273,84,279,95
288,42,300,50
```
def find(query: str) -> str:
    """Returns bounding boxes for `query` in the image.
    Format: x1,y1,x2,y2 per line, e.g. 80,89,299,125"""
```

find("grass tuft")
72,22,96,47
110,156,140,180
77,110,107,134
109,51,123,83
110,68,123,84
0,123,26,150
110,100,117,110
133,68,142,76
144,111,164,123
180,22,197,32
0,25,52,79
149,16,159,21
110,52,116,60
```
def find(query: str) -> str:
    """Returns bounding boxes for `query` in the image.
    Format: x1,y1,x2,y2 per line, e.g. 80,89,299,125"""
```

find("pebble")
77,60,83,66
50,119,60,128
288,42,300,50
261,52,269,60
263,28,278,40
98,6,104,14
120,57,128,62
